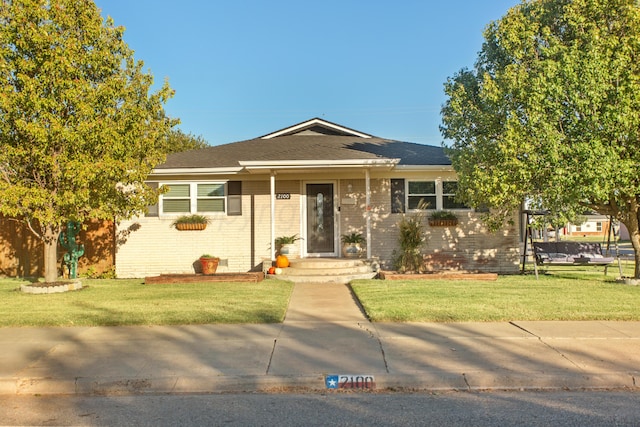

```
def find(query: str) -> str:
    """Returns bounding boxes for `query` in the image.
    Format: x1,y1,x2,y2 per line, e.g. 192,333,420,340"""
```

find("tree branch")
24,218,43,241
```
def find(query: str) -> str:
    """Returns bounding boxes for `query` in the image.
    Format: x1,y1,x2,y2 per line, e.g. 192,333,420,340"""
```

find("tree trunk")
43,226,61,283
622,214,640,279
631,232,640,279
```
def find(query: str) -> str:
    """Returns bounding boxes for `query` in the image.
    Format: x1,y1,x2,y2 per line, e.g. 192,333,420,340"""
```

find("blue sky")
93,1,519,146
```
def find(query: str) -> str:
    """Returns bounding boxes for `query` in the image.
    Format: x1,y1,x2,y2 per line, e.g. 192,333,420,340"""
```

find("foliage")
351,272,640,322
82,265,116,279
275,234,302,245
429,210,457,220
171,214,210,226
200,254,218,259
163,129,209,154
441,0,640,276
0,0,177,282
341,232,365,244
392,211,427,273
0,278,294,326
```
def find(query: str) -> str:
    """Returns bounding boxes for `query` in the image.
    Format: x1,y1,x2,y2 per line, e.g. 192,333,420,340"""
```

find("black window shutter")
227,181,242,216
145,182,159,217
391,179,405,213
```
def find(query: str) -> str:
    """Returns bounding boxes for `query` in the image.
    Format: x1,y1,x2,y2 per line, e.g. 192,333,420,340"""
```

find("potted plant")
275,234,303,257
172,214,210,230
428,210,458,227
199,254,219,275
341,232,365,258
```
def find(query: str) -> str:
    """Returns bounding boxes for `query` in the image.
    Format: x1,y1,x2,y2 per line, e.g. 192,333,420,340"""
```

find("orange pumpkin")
268,266,276,275
275,255,289,268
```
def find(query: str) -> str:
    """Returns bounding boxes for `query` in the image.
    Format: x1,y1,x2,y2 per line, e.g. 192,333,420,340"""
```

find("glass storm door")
306,183,336,256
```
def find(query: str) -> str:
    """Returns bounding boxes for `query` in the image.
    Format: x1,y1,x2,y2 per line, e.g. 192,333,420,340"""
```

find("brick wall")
116,176,521,278
341,178,520,274
116,180,304,278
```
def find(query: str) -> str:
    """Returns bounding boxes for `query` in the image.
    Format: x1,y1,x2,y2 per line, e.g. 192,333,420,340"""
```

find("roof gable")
260,118,373,139
155,118,451,173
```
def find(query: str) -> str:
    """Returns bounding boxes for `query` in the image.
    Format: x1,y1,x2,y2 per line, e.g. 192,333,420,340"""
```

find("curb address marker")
325,375,375,389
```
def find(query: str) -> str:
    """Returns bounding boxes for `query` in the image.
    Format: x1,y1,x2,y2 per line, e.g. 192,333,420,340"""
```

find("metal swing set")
521,210,623,279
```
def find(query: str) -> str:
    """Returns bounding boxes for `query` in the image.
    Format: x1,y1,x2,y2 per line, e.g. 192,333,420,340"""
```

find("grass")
3,267,640,327
0,278,294,327
351,270,640,322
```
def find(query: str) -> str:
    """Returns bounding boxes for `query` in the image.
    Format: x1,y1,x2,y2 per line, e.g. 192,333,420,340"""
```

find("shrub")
341,232,365,244
429,210,457,220
393,212,427,273
171,214,210,226
275,234,302,245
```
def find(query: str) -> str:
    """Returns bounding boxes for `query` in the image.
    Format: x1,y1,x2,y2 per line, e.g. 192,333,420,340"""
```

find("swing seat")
532,242,615,266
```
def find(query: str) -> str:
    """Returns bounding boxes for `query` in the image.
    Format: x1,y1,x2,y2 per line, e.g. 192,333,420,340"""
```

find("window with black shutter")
391,179,405,213
227,181,242,216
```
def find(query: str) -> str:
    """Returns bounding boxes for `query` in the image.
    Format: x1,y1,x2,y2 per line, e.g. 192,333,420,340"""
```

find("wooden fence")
0,218,115,278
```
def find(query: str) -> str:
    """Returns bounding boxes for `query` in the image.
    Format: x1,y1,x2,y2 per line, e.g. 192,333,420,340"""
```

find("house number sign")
276,193,291,200
325,374,376,389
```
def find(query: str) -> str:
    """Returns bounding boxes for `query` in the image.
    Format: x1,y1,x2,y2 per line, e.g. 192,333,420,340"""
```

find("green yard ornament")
58,221,85,279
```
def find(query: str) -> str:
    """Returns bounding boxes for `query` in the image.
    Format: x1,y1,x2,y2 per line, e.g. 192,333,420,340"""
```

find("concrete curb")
1,372,637,396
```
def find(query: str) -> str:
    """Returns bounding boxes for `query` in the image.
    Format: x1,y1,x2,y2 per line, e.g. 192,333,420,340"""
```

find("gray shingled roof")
157,120,451,170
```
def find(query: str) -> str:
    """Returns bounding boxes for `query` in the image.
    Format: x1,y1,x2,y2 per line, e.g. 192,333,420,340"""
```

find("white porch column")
365,168,371,258
270,171,276,261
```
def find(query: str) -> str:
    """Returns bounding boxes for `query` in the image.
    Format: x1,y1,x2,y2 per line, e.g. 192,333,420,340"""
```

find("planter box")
175,223,207,231
379,271,497,281
428,219,458,227
21,280,84,294
145,273,264,284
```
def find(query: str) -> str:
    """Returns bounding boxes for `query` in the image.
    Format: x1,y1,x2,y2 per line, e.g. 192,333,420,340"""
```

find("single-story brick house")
115,118,520,278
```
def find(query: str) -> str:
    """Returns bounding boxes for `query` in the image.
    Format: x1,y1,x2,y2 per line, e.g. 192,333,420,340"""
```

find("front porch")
267,257,379,284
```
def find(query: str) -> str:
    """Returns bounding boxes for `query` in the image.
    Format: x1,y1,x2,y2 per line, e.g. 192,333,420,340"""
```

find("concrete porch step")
283,267,372,277
270,258,379,284
289,258,367,269
278,272,377,284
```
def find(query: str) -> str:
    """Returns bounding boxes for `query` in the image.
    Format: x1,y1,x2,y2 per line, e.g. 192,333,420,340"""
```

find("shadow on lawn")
0,281,638,425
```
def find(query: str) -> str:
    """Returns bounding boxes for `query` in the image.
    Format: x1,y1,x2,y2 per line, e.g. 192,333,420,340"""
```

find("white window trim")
406,179,470,212
159,181,228,216
407,179,438,211
442,180,471,210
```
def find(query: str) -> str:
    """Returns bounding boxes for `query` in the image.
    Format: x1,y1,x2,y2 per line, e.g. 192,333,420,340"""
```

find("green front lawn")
3,270,639,327
0,278,294,327
351,271,640,322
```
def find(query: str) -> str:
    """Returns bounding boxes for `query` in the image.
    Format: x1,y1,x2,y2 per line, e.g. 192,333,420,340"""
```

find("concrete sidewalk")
0,283,638,395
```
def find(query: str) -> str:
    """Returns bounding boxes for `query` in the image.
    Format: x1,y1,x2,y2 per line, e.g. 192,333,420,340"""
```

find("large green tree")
0,0,177,282
163,129,209,154
441,0,640,277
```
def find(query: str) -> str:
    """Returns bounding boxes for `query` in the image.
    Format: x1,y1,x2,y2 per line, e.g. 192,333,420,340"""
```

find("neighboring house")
565,215,611,237
115,118,521,278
